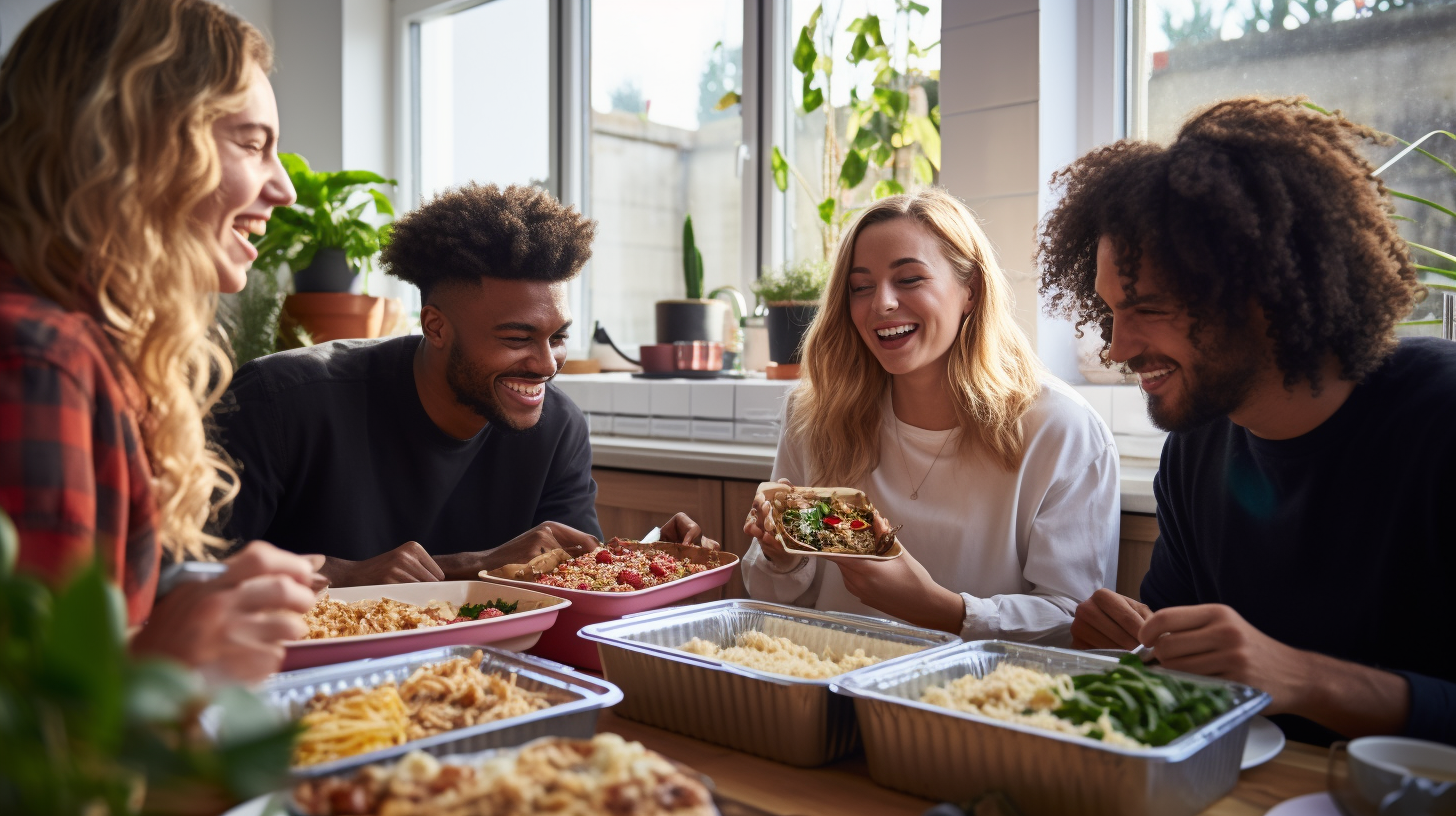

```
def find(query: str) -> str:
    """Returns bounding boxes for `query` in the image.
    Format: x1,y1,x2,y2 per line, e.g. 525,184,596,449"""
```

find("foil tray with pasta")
260,645,623,779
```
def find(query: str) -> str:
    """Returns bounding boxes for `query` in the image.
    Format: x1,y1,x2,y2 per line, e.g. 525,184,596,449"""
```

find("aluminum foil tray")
831,640,1271,816
262,645,622,778
577,599,962,767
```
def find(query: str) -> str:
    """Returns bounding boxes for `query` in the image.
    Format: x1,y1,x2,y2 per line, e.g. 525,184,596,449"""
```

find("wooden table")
596,711,1330,816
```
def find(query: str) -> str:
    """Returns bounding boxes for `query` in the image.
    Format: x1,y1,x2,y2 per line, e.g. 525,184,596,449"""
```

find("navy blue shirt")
211,336,600,560
1143,337,1456,746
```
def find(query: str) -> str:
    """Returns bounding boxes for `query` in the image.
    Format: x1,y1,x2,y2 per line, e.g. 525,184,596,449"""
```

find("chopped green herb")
456,599,518,619
1052,654,1234,747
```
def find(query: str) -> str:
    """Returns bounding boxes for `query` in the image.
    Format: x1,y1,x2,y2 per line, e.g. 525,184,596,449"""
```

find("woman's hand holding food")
743,479,801,568
1070,588,1153,650
131,541,320,683
834,544,964,635
659,512,721,551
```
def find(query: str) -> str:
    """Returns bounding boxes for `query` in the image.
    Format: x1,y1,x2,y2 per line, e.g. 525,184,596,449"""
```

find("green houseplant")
753,259,830,364
655,213,728,344
248,153,402,344
0,509,298,815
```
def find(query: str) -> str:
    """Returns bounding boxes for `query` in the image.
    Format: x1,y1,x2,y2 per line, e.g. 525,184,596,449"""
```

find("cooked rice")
679,630,883,679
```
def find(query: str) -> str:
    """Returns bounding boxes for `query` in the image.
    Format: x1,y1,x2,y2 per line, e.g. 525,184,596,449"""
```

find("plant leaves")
818,197,836,225
805,4,822,37
802,86,824,113
872,179,905,199
1390,190,1456,220
873,88,909,118
849,33,869,63
847,14,883,46
715,90,741,111
908,114,941,169
839,149,868,189
871,142,893,166
1411,242,1456,265
369,189,395,217
1416,264,1456,282
771,146,789,193
793,27,817,75
914,154,935,184
852,127,879,151
907,1,930,13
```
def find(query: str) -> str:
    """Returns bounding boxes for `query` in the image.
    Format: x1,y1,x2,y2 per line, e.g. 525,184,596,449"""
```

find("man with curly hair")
1038,97,1455,746
213,184,713,586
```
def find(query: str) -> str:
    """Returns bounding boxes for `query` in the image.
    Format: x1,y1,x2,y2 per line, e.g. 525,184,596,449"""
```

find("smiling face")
846,217,974,378
1094,235,1265,432
195,63,296,293
431,277,572,431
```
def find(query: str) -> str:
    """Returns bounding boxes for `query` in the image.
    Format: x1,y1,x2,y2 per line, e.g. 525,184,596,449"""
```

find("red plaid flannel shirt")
0,264,159,625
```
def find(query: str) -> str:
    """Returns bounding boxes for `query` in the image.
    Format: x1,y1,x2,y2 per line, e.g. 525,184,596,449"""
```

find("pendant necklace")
893,413,955,500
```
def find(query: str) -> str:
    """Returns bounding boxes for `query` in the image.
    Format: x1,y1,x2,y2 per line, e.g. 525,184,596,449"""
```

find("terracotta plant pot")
765,301,818,364
283,293,386,342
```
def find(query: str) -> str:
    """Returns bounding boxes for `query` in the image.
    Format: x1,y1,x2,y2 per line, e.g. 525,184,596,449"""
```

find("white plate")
220,793,285,816
1265,792,1340,816
1243,715,1287,770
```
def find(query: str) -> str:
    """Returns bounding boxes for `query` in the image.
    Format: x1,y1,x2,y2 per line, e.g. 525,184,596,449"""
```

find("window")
585,0,746,349
1130,0,1456,327
414,0,553,203
776,1,942,269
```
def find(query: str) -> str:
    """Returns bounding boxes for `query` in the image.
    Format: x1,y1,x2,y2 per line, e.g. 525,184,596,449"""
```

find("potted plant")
753,259,829,365
655,214,728,343
249,153,400,342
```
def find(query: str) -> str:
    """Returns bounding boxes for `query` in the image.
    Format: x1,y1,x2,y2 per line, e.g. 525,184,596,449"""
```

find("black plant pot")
292,248,356,293
655,299,727,343
765,302,818,364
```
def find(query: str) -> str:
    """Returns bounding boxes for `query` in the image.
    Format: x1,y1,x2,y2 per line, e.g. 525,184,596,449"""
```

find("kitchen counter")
589,434,1160,514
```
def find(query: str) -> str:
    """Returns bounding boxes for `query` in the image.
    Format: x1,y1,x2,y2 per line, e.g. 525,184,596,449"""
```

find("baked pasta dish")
679,631,884,679
293,650,554,767
303,596,517,640
292,734,717,816
532,540,713,592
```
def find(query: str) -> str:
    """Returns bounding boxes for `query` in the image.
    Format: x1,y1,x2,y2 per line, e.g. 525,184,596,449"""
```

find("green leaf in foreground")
770,146,789,193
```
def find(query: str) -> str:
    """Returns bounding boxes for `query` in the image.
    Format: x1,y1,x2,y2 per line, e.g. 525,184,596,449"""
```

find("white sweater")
741,377,1120,646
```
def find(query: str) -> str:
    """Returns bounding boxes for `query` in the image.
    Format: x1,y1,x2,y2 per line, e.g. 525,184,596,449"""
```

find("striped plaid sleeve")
0,349,108,587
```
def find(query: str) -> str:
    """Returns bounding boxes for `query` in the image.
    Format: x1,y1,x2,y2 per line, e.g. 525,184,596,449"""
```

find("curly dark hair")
1036,96,1423,389
382,183,596,302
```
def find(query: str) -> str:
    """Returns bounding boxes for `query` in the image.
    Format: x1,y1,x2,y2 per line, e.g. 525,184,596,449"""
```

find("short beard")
1135,330,1263,434
444,342,538,432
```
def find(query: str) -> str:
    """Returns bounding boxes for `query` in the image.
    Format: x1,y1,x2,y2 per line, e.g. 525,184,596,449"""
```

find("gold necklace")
892,413,955,500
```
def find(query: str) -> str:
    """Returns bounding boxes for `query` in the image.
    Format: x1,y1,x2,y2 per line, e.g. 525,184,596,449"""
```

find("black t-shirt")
212,336,600,559
1143,337,1456,747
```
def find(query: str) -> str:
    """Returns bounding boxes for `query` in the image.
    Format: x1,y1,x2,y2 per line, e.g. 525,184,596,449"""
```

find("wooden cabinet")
592,467,1160,605
1117,512,1159,600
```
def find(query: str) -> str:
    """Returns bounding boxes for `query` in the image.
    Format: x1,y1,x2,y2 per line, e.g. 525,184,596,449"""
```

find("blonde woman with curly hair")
0,0,321,681
743,189,1119,644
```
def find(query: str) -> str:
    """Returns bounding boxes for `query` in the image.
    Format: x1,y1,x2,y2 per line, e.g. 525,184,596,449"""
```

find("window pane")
780,1,942,267
588,0,745,349
1137,0,1456,326
417,0,551,202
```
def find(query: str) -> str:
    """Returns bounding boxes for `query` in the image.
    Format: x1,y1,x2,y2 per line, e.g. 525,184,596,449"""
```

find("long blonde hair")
0,0,271,559
787,189,1043,483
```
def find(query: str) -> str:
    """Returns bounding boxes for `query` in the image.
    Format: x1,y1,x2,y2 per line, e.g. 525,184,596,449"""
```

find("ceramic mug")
1330,737,1456,816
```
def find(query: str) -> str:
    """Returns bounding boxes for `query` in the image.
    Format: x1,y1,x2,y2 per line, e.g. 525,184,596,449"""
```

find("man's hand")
659,512,720,551
1071,588,1153,650
131,541,319,683
743,478,800,569
835,547,964,635
320,541,445,587
440,521,601,578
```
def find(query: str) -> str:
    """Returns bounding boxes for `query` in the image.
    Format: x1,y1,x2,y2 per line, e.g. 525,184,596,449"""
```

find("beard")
444,342,542,433
1134,331,1263,434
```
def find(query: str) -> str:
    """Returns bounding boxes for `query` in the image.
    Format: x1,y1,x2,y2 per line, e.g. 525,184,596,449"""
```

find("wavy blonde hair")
787,189,1043,483
0,0,271,559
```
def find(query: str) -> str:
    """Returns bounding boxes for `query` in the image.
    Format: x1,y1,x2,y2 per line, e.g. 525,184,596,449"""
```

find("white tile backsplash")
649,417,692,439
649,381,692,418
691,419,736,442
690,381,737,420
611,415,650,437
610,380,651,416
734,380,794,422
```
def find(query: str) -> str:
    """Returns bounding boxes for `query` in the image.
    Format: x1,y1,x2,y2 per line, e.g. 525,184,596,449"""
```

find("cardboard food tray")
830,640,1271,816
281,581,569,671
758,482,904,561
479,542,738,670
263,645,622,779
577,599,962,767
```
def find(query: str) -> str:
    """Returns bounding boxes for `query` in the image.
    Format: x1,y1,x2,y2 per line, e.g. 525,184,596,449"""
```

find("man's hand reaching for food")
659,512,720,551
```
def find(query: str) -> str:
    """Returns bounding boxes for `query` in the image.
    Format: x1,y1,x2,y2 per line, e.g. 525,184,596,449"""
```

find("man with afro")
213,184,713,585
1039,97,1455,746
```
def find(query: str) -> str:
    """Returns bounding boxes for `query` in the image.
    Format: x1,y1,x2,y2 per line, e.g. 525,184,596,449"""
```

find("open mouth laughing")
873,322,919,349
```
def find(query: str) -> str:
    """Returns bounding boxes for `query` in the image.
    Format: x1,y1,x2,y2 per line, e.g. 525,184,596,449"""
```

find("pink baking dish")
477,549,738,671
280,581,570,671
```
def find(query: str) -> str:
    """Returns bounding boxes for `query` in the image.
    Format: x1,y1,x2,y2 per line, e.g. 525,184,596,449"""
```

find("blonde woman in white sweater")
742,189,1118,645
